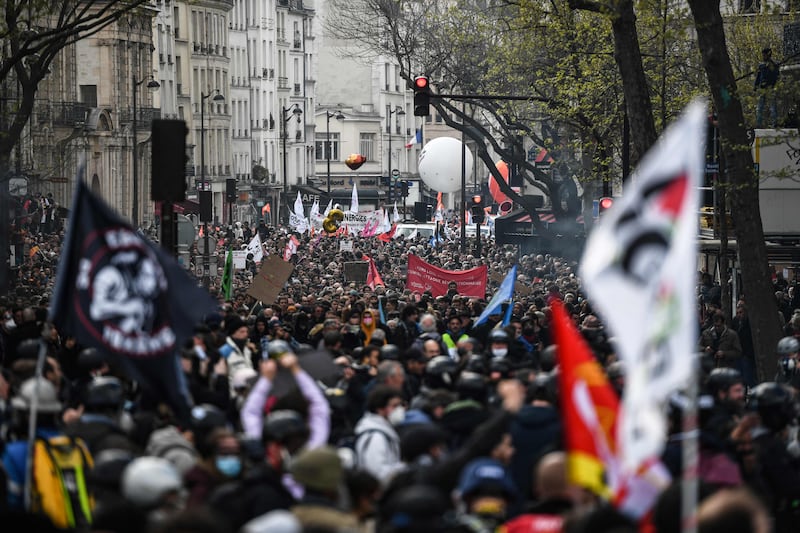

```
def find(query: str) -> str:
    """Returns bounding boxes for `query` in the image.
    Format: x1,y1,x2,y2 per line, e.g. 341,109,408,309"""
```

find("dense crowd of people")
0,216,799,533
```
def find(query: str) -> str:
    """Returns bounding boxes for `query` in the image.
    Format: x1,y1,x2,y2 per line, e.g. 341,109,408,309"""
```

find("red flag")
377,223,397,243
551,299,620,499
363,254,384,289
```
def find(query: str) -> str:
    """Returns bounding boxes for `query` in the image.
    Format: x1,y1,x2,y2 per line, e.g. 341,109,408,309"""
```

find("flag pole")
681,357,699,533
25,323,53,510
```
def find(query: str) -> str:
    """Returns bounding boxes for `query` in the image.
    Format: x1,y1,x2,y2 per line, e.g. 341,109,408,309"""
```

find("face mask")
215,456,242,478
492,348,508,359
388,405,406,426
363,318,373,325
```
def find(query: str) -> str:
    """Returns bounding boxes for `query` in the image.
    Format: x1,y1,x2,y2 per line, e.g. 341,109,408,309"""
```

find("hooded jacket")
353,412,403,484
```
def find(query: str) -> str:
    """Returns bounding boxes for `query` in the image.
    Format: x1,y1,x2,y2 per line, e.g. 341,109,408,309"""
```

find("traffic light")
151,119,189,202
599,197,614,215
413,75,431,117
470,195,485,224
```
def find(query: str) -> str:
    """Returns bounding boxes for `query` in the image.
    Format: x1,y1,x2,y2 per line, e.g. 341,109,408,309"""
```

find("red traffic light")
414,75,430,91
599,197,614,211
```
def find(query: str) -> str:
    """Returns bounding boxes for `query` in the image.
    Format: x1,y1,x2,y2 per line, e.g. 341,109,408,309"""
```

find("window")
360,133,376,161
315,133,340,161
80,85,97,107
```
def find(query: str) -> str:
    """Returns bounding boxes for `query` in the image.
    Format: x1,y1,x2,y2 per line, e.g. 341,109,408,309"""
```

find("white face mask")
491,348,508,359
388,405,406,426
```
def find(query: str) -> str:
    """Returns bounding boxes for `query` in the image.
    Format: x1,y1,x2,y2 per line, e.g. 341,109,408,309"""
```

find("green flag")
221,249,233,300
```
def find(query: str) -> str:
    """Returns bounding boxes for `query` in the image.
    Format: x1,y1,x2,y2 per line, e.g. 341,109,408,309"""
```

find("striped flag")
405,129,422,148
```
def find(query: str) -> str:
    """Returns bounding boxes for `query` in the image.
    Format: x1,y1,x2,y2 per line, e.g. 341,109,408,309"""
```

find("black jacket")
208,463,295,530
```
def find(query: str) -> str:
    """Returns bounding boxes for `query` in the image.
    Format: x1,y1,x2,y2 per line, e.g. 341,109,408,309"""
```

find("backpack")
337,427,394,469
31,435,94,529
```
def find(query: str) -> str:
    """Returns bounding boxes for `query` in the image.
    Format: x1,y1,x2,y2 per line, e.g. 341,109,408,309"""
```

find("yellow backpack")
31,435,94,529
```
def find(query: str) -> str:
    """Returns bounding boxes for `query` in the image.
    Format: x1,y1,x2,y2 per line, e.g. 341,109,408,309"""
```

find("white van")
394,223,437,239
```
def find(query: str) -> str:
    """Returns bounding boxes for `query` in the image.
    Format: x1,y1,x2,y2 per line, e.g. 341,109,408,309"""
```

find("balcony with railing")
278,77,289,90
44,102,90,127
119,107,161,128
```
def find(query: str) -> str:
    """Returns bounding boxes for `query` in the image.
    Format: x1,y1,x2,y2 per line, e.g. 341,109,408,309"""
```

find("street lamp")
281,104,303,225
131,75,159,228
326,109,345,194
386,106,405,202
200,89,225,290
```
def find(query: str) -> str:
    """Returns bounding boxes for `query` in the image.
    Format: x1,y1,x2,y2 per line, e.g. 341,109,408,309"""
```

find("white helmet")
777,336,800,357
122,457,182,508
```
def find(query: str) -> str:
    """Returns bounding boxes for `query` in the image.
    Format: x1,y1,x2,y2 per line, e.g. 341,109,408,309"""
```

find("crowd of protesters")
0,215,799,533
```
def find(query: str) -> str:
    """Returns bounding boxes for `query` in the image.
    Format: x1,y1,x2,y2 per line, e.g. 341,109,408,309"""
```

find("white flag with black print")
580,100,705,473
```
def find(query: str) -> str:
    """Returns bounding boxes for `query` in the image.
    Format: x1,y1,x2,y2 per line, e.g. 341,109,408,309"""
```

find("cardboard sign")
343,261,369,283
339,240,354,252
247,255,294,304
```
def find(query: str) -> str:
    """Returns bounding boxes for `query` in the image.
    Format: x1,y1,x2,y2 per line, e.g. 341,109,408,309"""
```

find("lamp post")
131,75,160,228
386,106,405,202
281,104,303,225
200,90,225,290
326,110,345,194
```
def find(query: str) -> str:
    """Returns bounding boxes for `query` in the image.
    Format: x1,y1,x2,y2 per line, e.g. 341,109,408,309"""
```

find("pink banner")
406,254,487,298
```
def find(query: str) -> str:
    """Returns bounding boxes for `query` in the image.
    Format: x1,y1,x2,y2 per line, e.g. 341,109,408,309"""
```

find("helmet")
526,372,558,405
85,376,124,410
91,449,135,490
15,339,40,360
262,409,309,445
456,371,488,404
11,377,62,413
489,358,512,379
777,336,800,357
464,354,487,375
190,403,228,435
706,368,743,396
121,457,182,508
487,329,510,344
749,382,797,431
424,356,458,390
77,347,106,371
266,339,292,359
379,344,401,361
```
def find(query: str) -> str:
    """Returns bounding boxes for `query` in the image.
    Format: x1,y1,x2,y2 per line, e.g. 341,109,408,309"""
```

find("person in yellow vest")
442,315,469,361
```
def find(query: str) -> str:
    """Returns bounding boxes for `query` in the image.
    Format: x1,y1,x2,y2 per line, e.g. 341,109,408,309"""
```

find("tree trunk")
688,0,782,381
610,0,659,167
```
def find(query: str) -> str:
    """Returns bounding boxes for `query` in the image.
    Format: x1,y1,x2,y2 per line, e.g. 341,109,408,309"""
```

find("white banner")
232,250,248,270
339,240,353,252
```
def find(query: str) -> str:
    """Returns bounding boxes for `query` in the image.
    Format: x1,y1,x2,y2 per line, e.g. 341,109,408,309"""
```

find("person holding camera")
699,311,742,369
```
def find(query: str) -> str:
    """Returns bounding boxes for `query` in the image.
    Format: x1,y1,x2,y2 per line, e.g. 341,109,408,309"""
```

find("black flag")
49,178,217,421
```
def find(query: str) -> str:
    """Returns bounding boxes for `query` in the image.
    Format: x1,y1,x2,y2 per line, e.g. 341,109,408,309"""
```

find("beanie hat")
289,446,342,493
225,315,246,336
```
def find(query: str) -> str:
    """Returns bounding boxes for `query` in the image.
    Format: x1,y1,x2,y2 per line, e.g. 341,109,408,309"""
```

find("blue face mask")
215,455,242,478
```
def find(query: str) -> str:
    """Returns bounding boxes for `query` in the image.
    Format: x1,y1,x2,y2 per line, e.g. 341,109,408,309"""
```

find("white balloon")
417,137,473,193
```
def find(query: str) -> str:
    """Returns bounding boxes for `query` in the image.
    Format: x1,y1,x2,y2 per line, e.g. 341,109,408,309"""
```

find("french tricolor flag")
405,129,422,148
